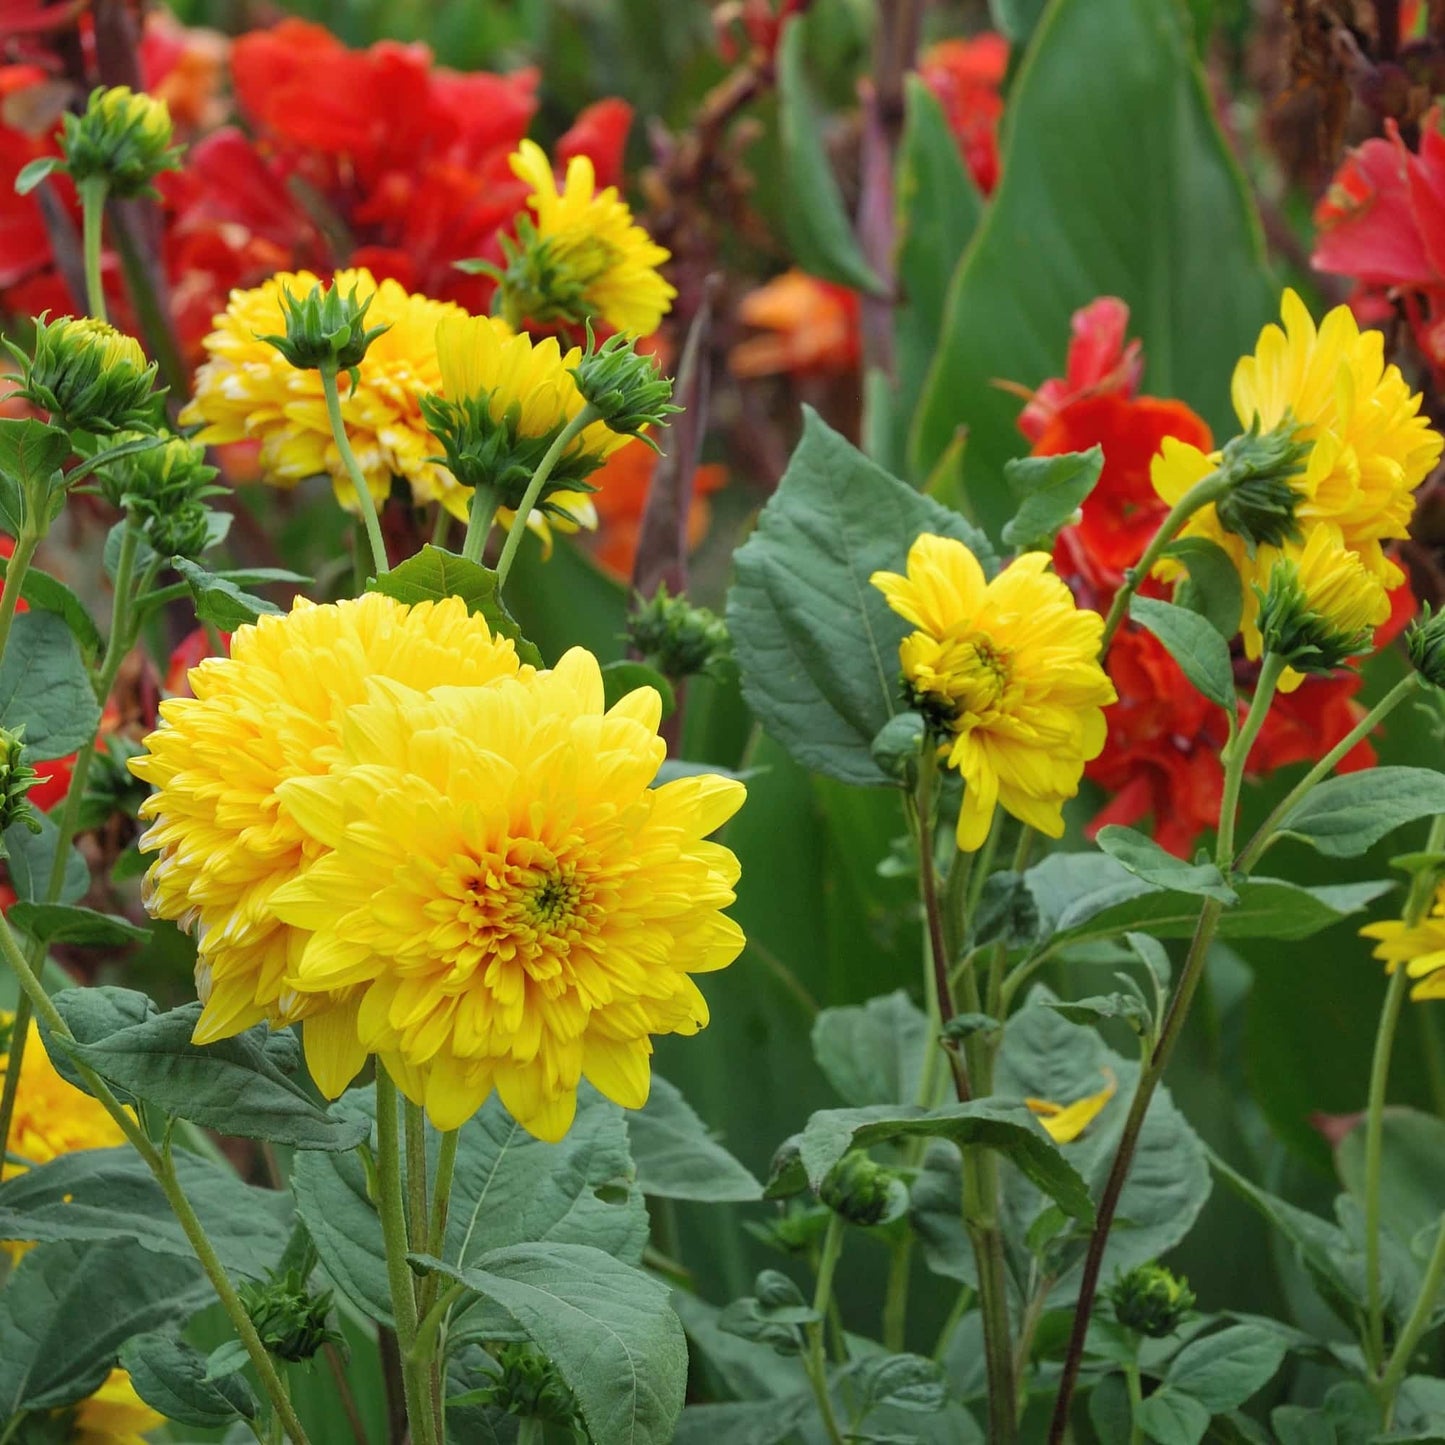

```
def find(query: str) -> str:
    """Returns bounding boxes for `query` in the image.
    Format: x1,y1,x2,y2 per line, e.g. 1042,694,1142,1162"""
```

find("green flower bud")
818,1149,906,1227
258,282,390,375
1213,417,1311,552
9,316,162,435
0,728,44,841
1407,603,1445,689
470,1342,582,1429
571,332,677,440
1108,1263,1196,1338
59,86,181,198
94,430,220,558
240,1268,341,1363
626,584,731,680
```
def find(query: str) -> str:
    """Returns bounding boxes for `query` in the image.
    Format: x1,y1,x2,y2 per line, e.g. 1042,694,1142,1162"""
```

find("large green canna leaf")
908,0,1275,536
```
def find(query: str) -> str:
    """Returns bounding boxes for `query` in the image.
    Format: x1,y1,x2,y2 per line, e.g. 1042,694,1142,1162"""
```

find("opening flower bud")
1108,1262,1196,1338
60,86,181,198
9,316,162,436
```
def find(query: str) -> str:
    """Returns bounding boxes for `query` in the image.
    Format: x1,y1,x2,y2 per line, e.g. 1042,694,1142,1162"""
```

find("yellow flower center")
930,632,1012,724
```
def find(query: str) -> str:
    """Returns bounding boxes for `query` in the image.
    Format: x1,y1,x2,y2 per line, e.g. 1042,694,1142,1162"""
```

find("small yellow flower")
269,648,746,1139
870,536,1116,851
69,1369,166,1445
1259,526,1389,692
1,1013,129,1181
1153,289,1442,654
181,268,471,518
1361,879,1445,1000
1025,1069,1117,1144
128,593,530,1092
509,138,675,338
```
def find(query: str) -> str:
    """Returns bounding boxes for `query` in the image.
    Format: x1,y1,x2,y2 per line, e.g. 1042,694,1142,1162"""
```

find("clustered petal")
128,592,529,1089
69,1370,167,1445
130,600,745,1139
871,535,1116,851
1361,880,1445,1000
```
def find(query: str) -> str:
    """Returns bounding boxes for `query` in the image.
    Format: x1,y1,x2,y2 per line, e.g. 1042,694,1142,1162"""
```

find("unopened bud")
571,333,676,440
1407,603,1445,690
627,585,730,681
818,1149,905,1227
258,283,389,376
240,1268,340,1363
1215,417,1311,552
1109,1263,1196,1338
9,316,161,436
58,87,180,198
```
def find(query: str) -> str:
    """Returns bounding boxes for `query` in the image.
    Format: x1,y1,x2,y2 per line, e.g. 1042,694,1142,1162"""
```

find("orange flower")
918,33,1008,195
729,270,861,378
585,438,727,579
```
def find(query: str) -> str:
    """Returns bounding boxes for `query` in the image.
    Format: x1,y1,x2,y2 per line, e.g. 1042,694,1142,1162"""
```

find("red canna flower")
1016,296,1144,442
729,270,862,378
917,33,1009,196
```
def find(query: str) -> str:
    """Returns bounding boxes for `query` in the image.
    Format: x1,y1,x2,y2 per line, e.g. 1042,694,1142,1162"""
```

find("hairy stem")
320,364,389,577
493,405,600,590
1099,471,1225,653
803,1214,848,1445
1378,1214,1445,1417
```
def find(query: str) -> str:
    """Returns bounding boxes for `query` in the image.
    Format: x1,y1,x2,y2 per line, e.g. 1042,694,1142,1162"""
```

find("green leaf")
672,1399,811,1445
370,544,542,667
988,0,1048,43
119,1333,258,1428
1165,537,1244,640
1269,1408,1337,1445
4,808,88,903
48,994,367,1151
909,0,1273,536
0,1240,211,1413
39,984,156,1102
1163,1323,1288,1411
1271,767,1445,860
1130,596,1236,711
1089,1374,1134,1445
8,903,148,949
1135,1387,1211,1445
1045,993,1151,1032
1335,1108,1445,1250
811,990,929,1108
601,660,676,720
0,610,101,758
14,156,59,196
0,561,104,662
417,1242,688,1445
625,1076,762,1202
775,15,883,295
887,76,984,476
1025,851,1391,949
793,1100,1095,1221
1094,825,1237,902
1000,448,1105,552
294,1084,647,1326
0,1146,291,1278
171,557,283,630
0,419,71,534
727,409,997,786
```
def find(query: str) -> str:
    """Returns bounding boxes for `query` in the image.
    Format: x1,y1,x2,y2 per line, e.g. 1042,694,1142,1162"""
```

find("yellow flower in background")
426,314,624,527
509,138,675,337
181,268,471,517
128,593,529,1093
69,1369,166,1445
1026,1069,1117,1144
268,649,746,1139
871,536,1116,852
1153,289,1442,654
1361,879,1445,1000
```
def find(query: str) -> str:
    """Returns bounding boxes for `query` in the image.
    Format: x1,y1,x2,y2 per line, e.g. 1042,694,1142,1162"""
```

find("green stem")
460,485,499,565
1364,814,1445,1373
320,364,389,577
1214,653,1284,868
1235,672,1421,874
932,1284,974,1362
0,912,311,1444
803,1214,848,1445
493,405,600,590
108,201,188,399
882,1232,913,1353
515,1419,544,1445
1378,1214,1445,1416
78,177,109,323
1125,1359,1145,1445
1049,652,1283,1442
374,1072,438,1445
421,1128,459,1298
1099,470,1225,653
0,524,144,1169
403,1100,429,1253
0,530,39,662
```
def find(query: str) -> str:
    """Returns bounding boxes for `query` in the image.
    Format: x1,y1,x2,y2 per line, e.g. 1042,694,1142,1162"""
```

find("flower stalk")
320,362,389,577
802,1213,847,1445
78,177,110,324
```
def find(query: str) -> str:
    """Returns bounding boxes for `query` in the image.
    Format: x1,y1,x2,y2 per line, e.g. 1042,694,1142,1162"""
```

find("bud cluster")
818,1149,906,1227
627,585,731,681
0,728,44,842
470,1343,582,1429
240,1267,341,1363
95,431,221,560
1108,1262,1197,1338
